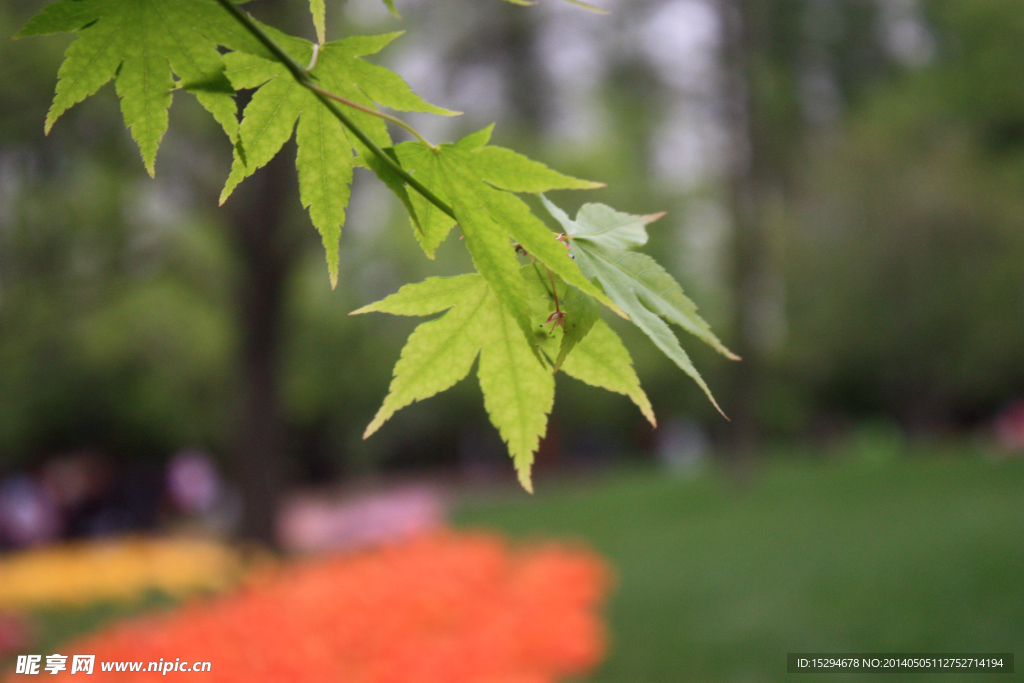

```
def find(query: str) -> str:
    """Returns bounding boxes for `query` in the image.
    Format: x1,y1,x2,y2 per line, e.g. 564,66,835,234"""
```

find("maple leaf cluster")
18,0,738,490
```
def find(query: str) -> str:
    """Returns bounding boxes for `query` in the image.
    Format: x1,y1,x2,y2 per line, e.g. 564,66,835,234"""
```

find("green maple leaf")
309,0,327,44
554,319,656,426
18,0,241,177
353,264,655,491
523,264,600,372
550,201,664,251
392,128,620,350
378,0,402,18
522,267,655,425
352,273,554,492
218,30,456,287
541,196,739,416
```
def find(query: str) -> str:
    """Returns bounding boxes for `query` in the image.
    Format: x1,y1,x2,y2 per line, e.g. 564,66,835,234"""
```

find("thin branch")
211,0,455,220
306,84,437,150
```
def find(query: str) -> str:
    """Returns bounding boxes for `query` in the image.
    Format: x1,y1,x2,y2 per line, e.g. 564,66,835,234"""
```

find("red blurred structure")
0,613,29,660
12,533,610,683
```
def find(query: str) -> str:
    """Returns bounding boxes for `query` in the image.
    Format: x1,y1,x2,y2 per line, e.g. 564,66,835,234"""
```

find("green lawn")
454,454,1024,682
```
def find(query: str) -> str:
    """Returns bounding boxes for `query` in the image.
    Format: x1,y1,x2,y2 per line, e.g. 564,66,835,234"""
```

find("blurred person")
0,475,61,548
166,449,221,516
39,451,113,538
77,463,162,537
165,449,241,535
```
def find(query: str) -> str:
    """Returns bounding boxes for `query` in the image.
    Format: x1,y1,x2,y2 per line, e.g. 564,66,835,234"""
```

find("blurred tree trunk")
226,151,297,547
720,0,791,464
220,0,306,548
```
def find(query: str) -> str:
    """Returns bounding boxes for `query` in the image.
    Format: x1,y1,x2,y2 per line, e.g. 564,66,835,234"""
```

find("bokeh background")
1,0,1023,680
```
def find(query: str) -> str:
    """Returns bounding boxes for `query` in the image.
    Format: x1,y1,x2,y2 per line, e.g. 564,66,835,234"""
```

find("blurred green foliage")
780,0,1024,431
0,168,238,460
3,0,1024,472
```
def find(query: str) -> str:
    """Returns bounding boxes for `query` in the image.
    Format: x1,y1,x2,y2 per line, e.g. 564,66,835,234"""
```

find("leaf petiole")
306,43,320,71
530,261,564,329
547,266,561,316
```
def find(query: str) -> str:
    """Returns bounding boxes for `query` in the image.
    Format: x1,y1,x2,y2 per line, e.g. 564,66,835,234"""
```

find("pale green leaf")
541,197,737,415
557,320,655,426
581,243,737,361
362,147,423,238
522,264,599,372
467,146,603,193
350,274,482,316
542,194,660,250
442,162,537,348
355,274,554,491
20,0,239,176
394,142,455,257
572,242,727,415
476,289,554,493
542,196,737,358
361,277,490,439
296,103,353,288
381,0,402,18
537,193,574,232
220,32,452,284
309,0,326,44
455,124,494,151
220,72,308,203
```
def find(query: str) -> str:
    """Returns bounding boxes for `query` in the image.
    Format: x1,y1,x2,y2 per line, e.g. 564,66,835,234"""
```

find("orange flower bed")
14,533,609,683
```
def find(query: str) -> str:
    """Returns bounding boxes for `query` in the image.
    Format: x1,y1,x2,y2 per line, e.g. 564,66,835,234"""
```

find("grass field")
454,453,1024,682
